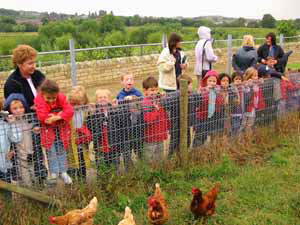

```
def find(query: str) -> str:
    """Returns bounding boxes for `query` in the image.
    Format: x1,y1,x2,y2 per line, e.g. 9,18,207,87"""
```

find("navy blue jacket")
116,88,143,100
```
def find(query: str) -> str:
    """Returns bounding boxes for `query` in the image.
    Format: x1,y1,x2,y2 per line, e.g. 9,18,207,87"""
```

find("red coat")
196,87,224,120
247,86,265,113
143,97,170,143
280,80,295,100
35,92,74,150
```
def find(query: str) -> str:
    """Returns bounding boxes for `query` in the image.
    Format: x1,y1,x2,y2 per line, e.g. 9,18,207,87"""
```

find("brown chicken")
118,206,136,225
147,183,169,225
190,183,220,219
49,196,98,225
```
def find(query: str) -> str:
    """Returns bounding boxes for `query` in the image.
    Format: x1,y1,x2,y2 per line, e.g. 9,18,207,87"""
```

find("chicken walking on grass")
147,183,169,225
190,183,220,224
49,196,98,225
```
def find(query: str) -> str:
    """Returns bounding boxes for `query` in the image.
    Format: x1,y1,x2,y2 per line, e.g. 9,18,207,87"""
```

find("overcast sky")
1,0,299,20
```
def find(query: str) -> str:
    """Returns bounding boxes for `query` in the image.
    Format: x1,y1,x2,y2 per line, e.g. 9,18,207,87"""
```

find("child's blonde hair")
120,71,134,81
95,89,111,100
69,85,89,105
242,35,255,47
244,67,258,81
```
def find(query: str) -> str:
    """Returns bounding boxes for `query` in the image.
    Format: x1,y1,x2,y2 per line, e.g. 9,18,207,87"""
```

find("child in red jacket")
194,70,223,146
142,77,169,163
35,80,74,184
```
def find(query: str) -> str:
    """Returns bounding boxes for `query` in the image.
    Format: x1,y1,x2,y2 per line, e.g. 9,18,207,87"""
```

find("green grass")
1,113,300,225
287,62,300,70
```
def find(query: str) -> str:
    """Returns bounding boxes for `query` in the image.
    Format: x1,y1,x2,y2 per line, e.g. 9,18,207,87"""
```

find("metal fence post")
226,34,232,75
280,33,284,48
179,79,188,166
69,39,77,86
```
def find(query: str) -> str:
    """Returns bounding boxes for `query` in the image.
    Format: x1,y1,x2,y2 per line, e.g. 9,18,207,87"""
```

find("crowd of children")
0,67,300,191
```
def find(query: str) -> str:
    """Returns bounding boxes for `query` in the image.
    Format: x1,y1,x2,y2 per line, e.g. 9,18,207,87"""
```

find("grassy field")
1,113,300,225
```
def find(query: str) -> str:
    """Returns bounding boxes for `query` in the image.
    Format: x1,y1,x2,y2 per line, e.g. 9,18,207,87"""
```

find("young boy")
142,76,169,162
34,80,74,185
3,93,37,187
87,89,121,177
116,73,143,101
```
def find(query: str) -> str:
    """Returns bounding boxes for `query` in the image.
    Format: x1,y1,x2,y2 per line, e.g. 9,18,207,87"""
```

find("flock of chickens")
48,183,220,225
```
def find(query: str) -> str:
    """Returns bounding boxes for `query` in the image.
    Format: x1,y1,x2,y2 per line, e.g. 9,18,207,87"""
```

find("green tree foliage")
261,14,276,28
294,18,300,30
98,14,125,34
276,20,297,37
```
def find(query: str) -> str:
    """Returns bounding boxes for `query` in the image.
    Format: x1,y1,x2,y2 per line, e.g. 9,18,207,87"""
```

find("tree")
261,14,276,28
294,18,300,29
98,14,125,34
276,20,297,37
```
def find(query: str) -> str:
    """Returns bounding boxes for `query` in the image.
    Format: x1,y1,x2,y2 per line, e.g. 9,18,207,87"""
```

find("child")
87,89,121,177
218,73,232,135
116,72,143,101
194,70,223,146
243,67,265,130
0,99,22,194
3,93,36,187
230,73,245,135
120,96,144,162
142,77,169,162
279,72,297,115
69,86,92,181
34,80,74,184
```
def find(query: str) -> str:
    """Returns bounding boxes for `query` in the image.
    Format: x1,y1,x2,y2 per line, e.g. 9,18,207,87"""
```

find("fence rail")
1,34,299,73
0,72,300,192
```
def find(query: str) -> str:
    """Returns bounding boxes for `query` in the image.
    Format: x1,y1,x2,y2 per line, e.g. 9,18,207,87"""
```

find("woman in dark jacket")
4,45,47,184
232,35,257,74
257,32,286,72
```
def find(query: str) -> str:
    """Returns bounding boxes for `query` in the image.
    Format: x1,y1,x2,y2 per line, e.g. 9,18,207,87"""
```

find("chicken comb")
148,196,156,206
48,216,56,224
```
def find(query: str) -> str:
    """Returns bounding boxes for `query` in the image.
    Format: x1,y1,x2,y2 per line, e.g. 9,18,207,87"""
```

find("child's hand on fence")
112,99,118,107
282,76,289,81
88,103,96,114
6,151,15,160
45,115,61,124
32,126,40,134
6,115,16,123
30,105,36,111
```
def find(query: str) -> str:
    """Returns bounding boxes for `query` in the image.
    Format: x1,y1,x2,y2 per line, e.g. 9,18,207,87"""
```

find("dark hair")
219,73,231,84
168,33,182,53
266,32,276,45
143,76,158,90
232,72,243,82
41,80,59,94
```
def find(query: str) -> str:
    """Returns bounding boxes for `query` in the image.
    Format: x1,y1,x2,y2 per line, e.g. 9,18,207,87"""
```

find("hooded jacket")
232,46,258,73
0,119,22,173
34,92,74,150
194,26,218,76
4,93,30,113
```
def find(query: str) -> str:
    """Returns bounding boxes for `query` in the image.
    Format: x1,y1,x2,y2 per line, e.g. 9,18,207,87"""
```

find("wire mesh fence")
1,72,300,194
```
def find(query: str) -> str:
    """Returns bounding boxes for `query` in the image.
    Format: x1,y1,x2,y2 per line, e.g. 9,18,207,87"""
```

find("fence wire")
1,73,300,192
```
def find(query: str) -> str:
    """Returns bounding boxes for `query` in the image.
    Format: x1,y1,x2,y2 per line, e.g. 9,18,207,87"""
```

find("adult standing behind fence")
232,35,258,75
257,32,292,73
194,26,218,88
4,44,47,184
157,33,187,92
